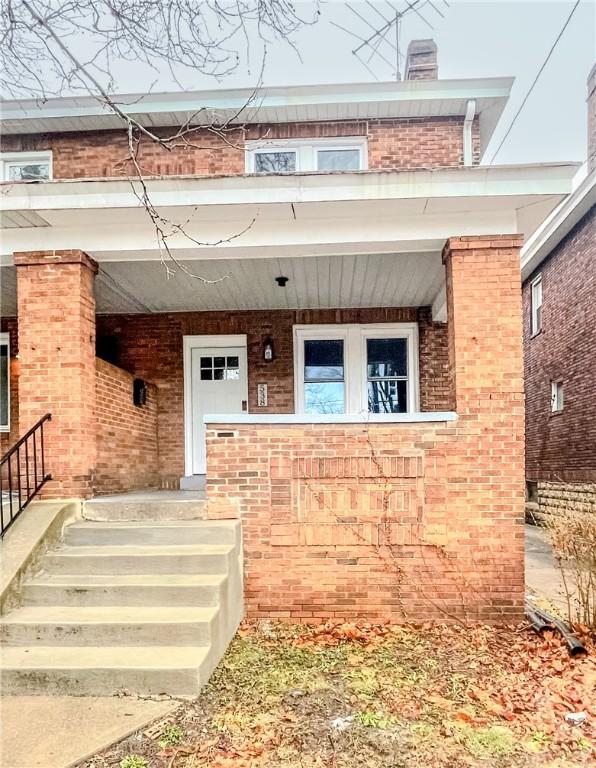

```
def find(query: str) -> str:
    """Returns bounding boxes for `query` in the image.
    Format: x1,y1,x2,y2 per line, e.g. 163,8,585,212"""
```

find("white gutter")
463,99,476,167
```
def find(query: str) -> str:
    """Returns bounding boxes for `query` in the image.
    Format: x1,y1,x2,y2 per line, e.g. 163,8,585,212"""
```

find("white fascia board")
0,77,513,127
0,164,580,214
520,170,596,281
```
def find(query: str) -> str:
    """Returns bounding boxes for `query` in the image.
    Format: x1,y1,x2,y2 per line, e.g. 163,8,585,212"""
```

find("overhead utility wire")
488,0,581,164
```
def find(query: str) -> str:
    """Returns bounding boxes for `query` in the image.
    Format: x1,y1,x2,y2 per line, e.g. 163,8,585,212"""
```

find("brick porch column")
14,250,98,498
442,235,525,619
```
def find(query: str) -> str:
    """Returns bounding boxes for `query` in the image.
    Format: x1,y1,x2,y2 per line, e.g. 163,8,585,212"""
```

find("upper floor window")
551,380,564,413
530,275,542,335
0,333,9,432
246,138,367,174
0,151,52,182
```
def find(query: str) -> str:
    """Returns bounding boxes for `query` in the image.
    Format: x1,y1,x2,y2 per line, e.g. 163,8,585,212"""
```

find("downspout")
463,99,476,166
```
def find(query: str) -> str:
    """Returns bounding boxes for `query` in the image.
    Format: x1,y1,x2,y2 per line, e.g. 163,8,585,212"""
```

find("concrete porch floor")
90,489,205,502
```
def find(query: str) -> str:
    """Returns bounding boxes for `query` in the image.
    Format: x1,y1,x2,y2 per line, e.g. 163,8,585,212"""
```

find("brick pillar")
14,250,98,498
442,235,525,620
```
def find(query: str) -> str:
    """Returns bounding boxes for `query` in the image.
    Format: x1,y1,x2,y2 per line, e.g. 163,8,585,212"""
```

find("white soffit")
520,170,596,281
0,78,513,155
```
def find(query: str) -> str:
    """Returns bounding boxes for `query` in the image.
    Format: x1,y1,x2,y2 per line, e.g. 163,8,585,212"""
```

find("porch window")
1,151,52,182
295,324,419,415
246,138,367,174
0,333,9,431
304,339,345,414
530,275,542,335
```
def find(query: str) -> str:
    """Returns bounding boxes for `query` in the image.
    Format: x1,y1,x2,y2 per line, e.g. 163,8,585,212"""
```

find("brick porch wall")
0,116,481,179
205,236,525,622
96,307,451,486
95,358,159,494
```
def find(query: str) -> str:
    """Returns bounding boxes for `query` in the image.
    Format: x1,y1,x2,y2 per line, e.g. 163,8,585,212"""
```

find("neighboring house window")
0,151,52,181
530,275,542,335
246,139,367,173
551,381,564,413
0,333,9,432
294,324,419,415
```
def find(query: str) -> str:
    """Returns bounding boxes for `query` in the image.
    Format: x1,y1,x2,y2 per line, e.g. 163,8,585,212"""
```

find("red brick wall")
0,317,19,454
96,307,451,486
14,250,98,498
95,358,159,494
205,236,525,623
1,116,480,179
523,206,596,484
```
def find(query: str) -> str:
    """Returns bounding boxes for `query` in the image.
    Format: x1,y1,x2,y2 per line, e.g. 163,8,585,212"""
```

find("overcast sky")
103,0,595,168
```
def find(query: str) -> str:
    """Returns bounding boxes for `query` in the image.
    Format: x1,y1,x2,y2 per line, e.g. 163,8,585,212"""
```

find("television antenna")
331,1,450,81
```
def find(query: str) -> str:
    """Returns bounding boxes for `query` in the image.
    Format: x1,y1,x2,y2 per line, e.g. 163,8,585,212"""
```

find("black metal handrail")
0,413,52,538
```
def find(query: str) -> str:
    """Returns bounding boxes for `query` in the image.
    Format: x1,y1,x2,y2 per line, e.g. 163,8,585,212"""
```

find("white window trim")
293,323,419,415
0,332,10,432
551,380,564,413
0,151,53,182
530,274,542,336
245,137,367,173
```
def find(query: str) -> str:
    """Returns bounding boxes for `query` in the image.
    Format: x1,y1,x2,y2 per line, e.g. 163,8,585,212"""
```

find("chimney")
588,63,596,172
404,39,438,81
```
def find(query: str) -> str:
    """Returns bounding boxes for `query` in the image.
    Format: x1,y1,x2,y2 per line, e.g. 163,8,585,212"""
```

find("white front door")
186,339,248,475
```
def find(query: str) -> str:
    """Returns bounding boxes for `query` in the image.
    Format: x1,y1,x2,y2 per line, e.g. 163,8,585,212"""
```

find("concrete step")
84,497,207,522
22,573,226,607
0,605,218,646
64,520,240,547
0,645,211,696
42,544,235,575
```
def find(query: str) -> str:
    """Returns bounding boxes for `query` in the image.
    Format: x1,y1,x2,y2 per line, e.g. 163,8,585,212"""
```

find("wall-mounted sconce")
262,336,275,362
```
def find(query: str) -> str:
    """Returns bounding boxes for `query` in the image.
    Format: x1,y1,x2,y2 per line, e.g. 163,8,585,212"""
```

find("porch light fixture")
275,276,289,287
263,336,275,362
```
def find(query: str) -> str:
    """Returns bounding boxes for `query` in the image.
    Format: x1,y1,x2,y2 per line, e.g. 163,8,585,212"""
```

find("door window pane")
368,380,407,413
367,338,407,378
317,149,361,171
304,339,344,381
255,151,296,173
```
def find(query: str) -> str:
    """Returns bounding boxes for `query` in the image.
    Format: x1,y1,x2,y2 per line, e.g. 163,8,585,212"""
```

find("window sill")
530,329,542,339
204,412,458,425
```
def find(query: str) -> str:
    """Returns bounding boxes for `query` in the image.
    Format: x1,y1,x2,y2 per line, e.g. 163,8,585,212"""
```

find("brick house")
521,65,596,520
0,42,580,627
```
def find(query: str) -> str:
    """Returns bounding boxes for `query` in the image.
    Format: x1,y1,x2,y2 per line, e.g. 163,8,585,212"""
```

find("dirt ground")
79,620,594,768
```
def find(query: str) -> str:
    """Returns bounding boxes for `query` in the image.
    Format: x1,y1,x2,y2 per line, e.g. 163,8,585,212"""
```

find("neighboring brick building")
0,41,579,622
521,66,596,518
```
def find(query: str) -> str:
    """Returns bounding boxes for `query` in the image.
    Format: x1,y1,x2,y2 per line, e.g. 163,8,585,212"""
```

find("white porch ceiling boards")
0,251,444,316
0,78,513,155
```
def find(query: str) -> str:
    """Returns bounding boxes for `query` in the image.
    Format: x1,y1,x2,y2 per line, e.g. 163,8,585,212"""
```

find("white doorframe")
183,334,247,476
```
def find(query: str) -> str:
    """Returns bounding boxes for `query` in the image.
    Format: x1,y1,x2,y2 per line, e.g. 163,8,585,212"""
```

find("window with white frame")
246,138,367,174
294,324,419,415
0,151,52,182
530,275,543,335
0,333,9,432
551,380,564,413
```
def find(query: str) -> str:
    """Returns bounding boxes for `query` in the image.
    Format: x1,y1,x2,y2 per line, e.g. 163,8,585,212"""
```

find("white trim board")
182,334,247,476
204,412,457,424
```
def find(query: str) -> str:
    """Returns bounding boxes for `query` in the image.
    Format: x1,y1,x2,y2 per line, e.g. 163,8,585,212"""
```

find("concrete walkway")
0,696,177,768
525,523,569,610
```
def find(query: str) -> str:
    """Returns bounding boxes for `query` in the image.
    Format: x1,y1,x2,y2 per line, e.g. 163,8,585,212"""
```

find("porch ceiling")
0,251,444,315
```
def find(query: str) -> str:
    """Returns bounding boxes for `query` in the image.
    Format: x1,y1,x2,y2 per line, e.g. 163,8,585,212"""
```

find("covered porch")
0,163,576,621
